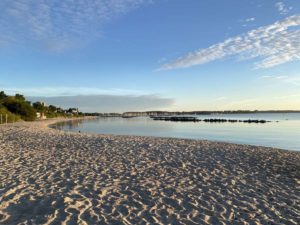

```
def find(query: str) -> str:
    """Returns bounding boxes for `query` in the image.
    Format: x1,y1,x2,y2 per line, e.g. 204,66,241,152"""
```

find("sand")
0,119,299,225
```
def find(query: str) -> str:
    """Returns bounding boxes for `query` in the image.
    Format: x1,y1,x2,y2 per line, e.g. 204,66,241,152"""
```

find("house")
36,112,47,120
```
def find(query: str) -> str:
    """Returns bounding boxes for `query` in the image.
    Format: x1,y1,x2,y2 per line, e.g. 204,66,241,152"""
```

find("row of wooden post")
0,114,9,124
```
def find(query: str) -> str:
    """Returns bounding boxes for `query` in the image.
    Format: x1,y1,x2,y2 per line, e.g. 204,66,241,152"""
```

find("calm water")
52,113,300,151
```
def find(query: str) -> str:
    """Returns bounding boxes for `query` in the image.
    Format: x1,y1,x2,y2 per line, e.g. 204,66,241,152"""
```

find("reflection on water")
51,113,300,151
52,119,87,131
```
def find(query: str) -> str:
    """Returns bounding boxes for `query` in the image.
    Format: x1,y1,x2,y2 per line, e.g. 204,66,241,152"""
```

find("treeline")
0,91,83,123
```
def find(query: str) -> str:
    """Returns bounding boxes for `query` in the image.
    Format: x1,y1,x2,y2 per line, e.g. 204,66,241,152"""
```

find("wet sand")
0,119,299,224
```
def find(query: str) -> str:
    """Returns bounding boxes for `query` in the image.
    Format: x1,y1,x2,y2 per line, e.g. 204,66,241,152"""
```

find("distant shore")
0,119,299,224
95,110,300,118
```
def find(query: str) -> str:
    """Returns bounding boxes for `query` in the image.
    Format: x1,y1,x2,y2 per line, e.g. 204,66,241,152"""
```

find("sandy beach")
0,119,299,225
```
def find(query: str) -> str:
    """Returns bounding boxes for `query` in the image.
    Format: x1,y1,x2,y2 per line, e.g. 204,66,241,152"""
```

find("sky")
0,0,300,112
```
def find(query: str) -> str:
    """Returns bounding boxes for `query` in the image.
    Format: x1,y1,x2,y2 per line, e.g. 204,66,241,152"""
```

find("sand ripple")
0,121,300,224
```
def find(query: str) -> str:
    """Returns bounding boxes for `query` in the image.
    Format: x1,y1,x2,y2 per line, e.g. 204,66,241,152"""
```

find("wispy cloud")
0,0,150,51
160,15,300,70
261,75,300,85
240,17,256,28
275,2,292,15
2,86,148,97
245,18,255,22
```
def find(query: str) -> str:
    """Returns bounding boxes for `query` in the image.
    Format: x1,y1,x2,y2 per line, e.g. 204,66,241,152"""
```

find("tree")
33,101,46,113
15,94,25,101
67,108,78,113
3,97,36,121
48,105,57,112
0,91,8,106
0,91,7,100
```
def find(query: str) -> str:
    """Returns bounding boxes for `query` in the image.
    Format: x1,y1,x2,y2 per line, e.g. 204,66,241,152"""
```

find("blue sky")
0,0,300,112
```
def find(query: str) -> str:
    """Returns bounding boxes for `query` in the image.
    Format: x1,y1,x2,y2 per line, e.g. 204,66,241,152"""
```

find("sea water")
52,113,300,151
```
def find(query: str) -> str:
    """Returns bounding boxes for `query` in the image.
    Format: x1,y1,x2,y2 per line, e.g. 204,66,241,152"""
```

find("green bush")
0,107,21,123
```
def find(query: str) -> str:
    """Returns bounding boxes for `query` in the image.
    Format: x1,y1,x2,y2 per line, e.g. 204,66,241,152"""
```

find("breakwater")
150,116,270,123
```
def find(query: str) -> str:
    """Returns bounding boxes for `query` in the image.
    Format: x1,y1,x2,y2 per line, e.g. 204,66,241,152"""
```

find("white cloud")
0,0,150,51
275,2,292,15
160,15,300,70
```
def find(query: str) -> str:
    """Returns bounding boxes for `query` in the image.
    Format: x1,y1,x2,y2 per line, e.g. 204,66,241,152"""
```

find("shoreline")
1,119,300,224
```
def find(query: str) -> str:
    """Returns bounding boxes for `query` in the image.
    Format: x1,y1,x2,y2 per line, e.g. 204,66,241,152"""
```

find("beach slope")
0,121,299,224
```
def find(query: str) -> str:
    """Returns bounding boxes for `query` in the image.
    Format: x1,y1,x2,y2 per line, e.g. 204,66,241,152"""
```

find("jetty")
151,116,201,122
150,116,270,123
